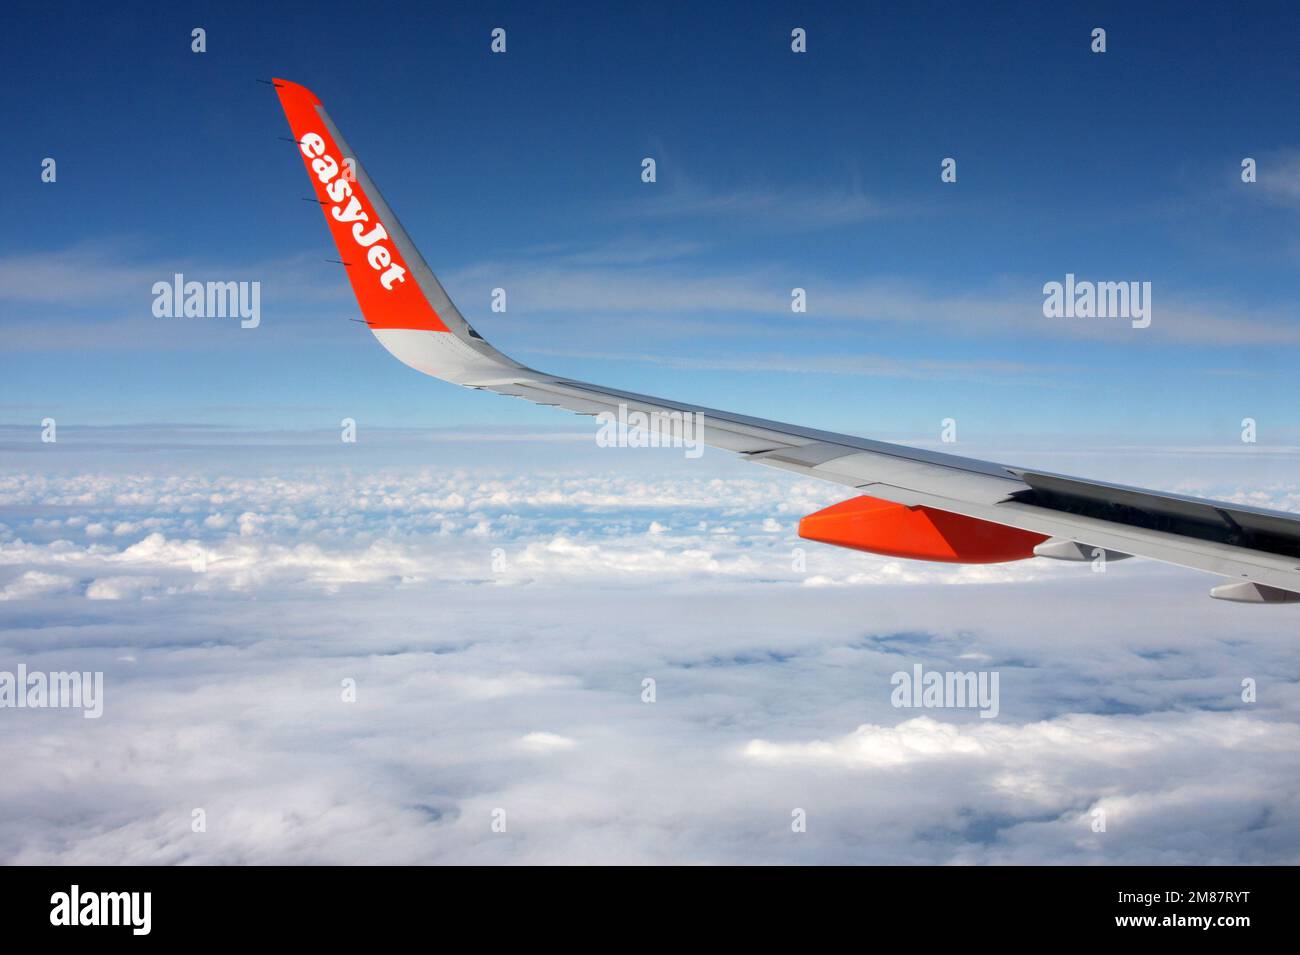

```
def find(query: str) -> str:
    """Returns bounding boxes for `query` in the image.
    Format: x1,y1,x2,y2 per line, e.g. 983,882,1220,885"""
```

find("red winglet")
273,79,448,332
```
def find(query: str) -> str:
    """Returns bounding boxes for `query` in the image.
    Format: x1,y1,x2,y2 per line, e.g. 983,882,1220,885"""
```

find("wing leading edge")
272,78,1300,603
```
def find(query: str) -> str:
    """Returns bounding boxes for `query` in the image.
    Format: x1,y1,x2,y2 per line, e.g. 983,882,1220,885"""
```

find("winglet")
272,79,528,384
273,79,447,332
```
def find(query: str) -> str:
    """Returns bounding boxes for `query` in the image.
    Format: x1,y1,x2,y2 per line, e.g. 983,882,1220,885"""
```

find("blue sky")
4,0,1300,444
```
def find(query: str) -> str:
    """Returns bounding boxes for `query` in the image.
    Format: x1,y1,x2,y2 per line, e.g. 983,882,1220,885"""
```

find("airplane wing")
272,78,1300,604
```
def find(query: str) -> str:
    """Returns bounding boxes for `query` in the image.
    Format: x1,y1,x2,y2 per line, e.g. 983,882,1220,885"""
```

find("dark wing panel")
1009,470,1300,561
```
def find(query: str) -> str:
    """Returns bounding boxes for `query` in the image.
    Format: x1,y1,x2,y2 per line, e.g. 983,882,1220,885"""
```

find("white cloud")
0,570,74,601
0,445,1297,864
743,711,1278,774
519,732,578,753
86,575,160,600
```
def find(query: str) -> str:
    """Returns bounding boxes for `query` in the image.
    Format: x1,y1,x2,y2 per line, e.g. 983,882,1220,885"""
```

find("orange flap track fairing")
798,496,1049,564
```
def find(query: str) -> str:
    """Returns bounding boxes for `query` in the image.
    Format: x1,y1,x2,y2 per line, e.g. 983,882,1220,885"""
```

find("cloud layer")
1,438,1297,864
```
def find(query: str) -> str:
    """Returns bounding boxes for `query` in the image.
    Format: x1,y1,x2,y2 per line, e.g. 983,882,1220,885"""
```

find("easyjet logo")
298,131,407,291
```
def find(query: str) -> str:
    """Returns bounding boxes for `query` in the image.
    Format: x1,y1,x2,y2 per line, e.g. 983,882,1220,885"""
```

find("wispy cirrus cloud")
0,241,340,307
609,153,901,232
7,240,1300,359
448,257,1300,347
624,181,894,229
516,345,1064,386
1251,147,1300,208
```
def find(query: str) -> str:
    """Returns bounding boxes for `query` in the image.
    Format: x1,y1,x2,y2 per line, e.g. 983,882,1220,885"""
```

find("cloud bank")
0,438,1297,864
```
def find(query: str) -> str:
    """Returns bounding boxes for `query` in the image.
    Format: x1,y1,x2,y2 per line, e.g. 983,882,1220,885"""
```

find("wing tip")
271,78,321,107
